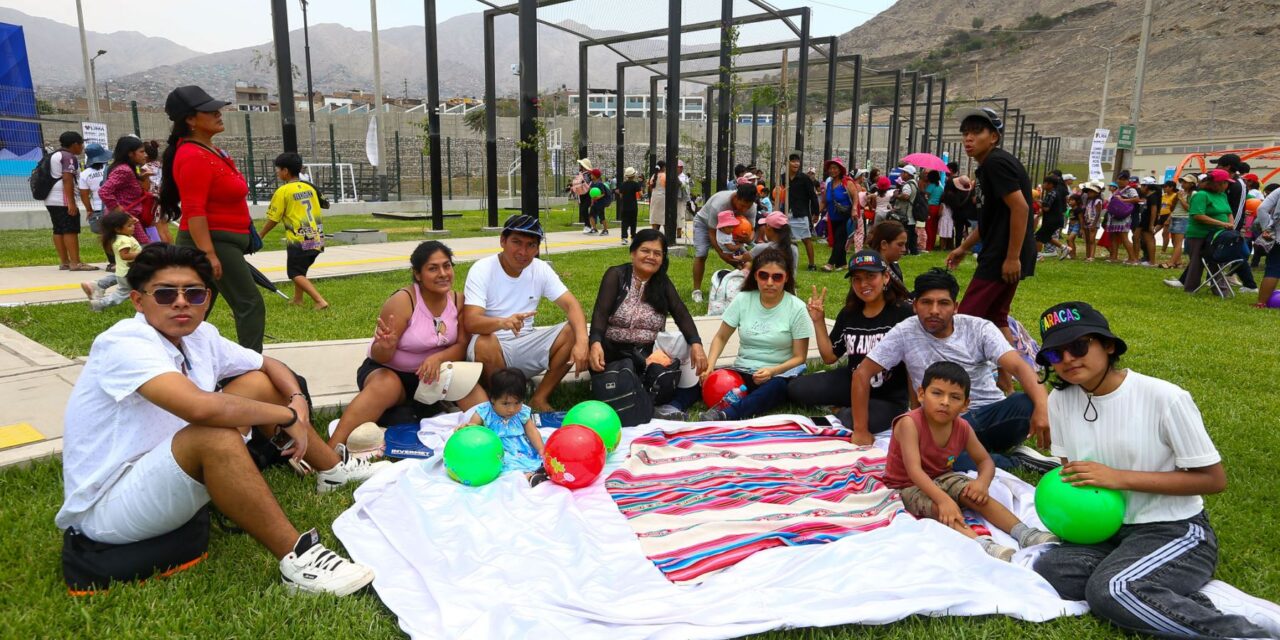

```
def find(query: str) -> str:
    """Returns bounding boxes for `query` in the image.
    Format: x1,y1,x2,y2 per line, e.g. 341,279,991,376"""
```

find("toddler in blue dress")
462,368,547,481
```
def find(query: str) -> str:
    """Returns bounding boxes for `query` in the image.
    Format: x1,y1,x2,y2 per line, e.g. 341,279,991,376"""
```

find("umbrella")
248,263,291,300
900,152,950,174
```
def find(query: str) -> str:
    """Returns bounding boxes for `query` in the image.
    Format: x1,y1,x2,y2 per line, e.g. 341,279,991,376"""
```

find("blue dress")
475,402,542,472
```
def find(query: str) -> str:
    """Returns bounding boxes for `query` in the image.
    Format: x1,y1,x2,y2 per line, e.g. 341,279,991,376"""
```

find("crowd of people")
47,86,1280,638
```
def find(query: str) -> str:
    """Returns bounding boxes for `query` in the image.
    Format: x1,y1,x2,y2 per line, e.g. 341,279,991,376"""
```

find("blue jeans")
954,392,1033,471
724,376,791,420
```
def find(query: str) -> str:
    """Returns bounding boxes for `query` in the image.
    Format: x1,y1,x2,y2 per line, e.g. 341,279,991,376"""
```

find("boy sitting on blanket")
882,361,1059,561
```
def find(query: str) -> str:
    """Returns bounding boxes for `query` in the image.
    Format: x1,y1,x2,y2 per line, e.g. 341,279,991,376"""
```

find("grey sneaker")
1009,445,1061,473
80,281,101,300
316,443,393,494
1017,527,1061,548
978,536,1015,562
691,289,704,304
653,404,686,421
279,528,374,596
699,408,726,422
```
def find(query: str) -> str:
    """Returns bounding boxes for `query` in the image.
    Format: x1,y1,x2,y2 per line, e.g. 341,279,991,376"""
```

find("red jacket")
173,141,251,234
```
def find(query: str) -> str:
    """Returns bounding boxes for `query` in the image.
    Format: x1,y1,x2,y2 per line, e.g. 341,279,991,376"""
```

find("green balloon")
589,187,603,199
1034,467,1126,544
443,426,504,486
564,400,621,453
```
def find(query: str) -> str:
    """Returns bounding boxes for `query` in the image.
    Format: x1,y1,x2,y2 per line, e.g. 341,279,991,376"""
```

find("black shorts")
356,357,420,400
47,205,81,235
1132,208,1151,231
1034,215,1063,243
285,246,321,278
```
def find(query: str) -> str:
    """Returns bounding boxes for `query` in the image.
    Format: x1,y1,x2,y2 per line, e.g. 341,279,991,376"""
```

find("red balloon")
702,369,744,408
543,425,607,489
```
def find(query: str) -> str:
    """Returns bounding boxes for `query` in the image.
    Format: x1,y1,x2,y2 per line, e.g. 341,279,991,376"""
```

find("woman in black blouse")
787,249,913,433
589,228,708,419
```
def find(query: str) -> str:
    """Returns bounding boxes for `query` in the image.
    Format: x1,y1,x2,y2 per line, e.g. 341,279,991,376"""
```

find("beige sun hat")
413,361,484,405
347,422,386,460
624,166,638,178
577,158,593,171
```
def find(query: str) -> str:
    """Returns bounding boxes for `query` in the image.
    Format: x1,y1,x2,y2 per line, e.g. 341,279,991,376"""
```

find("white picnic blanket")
332,414,1086,639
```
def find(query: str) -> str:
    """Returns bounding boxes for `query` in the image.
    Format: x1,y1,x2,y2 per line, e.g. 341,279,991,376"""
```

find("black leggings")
619,206,638,240
786,367,905,433
826,218,850,267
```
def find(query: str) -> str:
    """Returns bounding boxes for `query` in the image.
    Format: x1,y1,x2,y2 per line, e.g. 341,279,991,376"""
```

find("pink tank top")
373,287,460,373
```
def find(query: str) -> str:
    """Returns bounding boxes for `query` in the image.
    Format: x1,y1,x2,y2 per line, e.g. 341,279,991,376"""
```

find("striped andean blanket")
606,419,905,584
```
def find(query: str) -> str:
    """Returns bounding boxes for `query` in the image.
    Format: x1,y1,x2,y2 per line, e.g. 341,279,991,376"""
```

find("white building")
568,92,705,120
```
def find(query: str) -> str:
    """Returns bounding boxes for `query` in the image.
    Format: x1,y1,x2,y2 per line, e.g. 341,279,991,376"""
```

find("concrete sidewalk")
0,229,622,306
0,315,832,469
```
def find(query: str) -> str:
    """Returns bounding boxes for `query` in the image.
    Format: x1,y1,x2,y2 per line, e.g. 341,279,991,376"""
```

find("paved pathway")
0,229,622,306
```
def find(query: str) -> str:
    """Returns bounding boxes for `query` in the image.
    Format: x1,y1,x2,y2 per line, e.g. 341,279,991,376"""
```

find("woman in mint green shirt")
700,248,812,420
1182,170,1235,294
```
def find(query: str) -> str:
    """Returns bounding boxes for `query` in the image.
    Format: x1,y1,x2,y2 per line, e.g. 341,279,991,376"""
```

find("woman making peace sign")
787,249,914,433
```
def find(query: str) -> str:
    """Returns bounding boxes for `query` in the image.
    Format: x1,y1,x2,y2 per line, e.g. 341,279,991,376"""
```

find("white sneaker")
80,281,102,300
316,444,393,494
691,289,704,304
1199,579,1280,637
279,528,374,596
1163,278,1183,288
581,227,593,234
620,237,628,245
1240,287,1258,293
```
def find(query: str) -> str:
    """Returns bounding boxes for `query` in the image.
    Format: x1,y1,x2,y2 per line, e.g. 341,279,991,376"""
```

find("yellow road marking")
0,423,45,449
0,237,618,296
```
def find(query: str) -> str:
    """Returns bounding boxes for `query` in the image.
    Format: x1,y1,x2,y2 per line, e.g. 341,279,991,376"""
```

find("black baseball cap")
954,107,1003,132
1209,153,1241,169
501,213,544,239
164,86,229,121
845,249,887,277
1036,301,1127,367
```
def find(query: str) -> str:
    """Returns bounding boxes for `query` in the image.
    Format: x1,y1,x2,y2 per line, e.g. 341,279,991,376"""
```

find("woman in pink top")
98,136,153,246
329,241,486,448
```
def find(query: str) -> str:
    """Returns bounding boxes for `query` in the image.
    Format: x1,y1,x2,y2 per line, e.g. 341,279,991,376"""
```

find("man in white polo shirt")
464,214,590,412
56,244,385,595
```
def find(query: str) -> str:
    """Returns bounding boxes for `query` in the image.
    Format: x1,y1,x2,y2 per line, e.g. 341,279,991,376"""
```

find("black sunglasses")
1041,337,1093,365
144,286,210,306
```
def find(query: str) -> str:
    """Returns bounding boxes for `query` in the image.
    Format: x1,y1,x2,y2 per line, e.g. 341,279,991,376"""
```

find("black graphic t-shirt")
973,147,1036,281
830,301,914,405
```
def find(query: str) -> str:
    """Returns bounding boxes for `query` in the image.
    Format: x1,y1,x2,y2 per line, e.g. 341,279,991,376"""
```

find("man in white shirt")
77,143,109,239
850,268,1054,472
464,214,589,412
44,131,98,272
57,244,385,595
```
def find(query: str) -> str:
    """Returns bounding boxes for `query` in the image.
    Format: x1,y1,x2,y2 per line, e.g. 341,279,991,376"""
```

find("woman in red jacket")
159,85,265,352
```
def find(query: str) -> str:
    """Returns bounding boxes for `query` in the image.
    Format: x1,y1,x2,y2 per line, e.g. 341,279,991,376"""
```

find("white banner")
365,115,380,167
1088,128,1109,181
81,122,108,147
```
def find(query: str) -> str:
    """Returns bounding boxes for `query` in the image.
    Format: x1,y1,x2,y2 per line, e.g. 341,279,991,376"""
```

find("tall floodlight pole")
75,0,100,120
89,50,107,117
424,0,444,229
663,0,681,244
300,0,317,158
270,0,298,152
519,0,539,215
1119,0,1154,175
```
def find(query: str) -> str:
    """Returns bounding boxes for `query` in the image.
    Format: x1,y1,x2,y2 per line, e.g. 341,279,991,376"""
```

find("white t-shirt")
78,165,106,211
696,190,757,230
1049,371,1221,525
867,314,1013,409
463,254,569,340
56,314,264,531
44,150,79,207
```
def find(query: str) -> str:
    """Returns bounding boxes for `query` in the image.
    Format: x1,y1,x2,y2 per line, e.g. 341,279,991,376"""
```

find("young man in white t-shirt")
77,143,109,252
463,214,589,412
852,268,1053,472
1031,301,1280,638
45,131,98,271
57,244,387,595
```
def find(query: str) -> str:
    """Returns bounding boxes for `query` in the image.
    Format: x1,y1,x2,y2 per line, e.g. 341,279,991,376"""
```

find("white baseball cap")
900,163,918,176
1062,173,1076,181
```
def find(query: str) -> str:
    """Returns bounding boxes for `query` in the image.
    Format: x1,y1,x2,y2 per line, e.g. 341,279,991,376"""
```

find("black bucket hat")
1036,301,1127,366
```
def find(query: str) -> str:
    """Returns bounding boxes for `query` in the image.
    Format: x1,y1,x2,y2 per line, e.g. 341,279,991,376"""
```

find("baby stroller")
1194,228,1248,297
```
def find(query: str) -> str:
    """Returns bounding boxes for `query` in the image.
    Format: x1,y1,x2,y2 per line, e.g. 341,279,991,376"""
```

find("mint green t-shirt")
721,290,813,372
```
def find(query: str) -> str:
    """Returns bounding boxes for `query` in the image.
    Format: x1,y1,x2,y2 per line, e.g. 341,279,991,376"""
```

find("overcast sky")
10,0,893,53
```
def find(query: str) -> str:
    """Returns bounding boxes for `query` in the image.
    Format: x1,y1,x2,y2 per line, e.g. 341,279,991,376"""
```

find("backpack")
707,268,746,316
910,180,930,224
591,359,653,427
29,148,57,200
570,172,590,196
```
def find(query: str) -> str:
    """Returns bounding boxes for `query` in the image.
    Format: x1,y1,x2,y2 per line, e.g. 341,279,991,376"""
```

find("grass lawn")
0,202,621,268
1,247,1277,638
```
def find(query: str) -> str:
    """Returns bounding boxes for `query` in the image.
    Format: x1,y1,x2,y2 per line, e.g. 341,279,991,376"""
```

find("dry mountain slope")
838,0,1280,141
